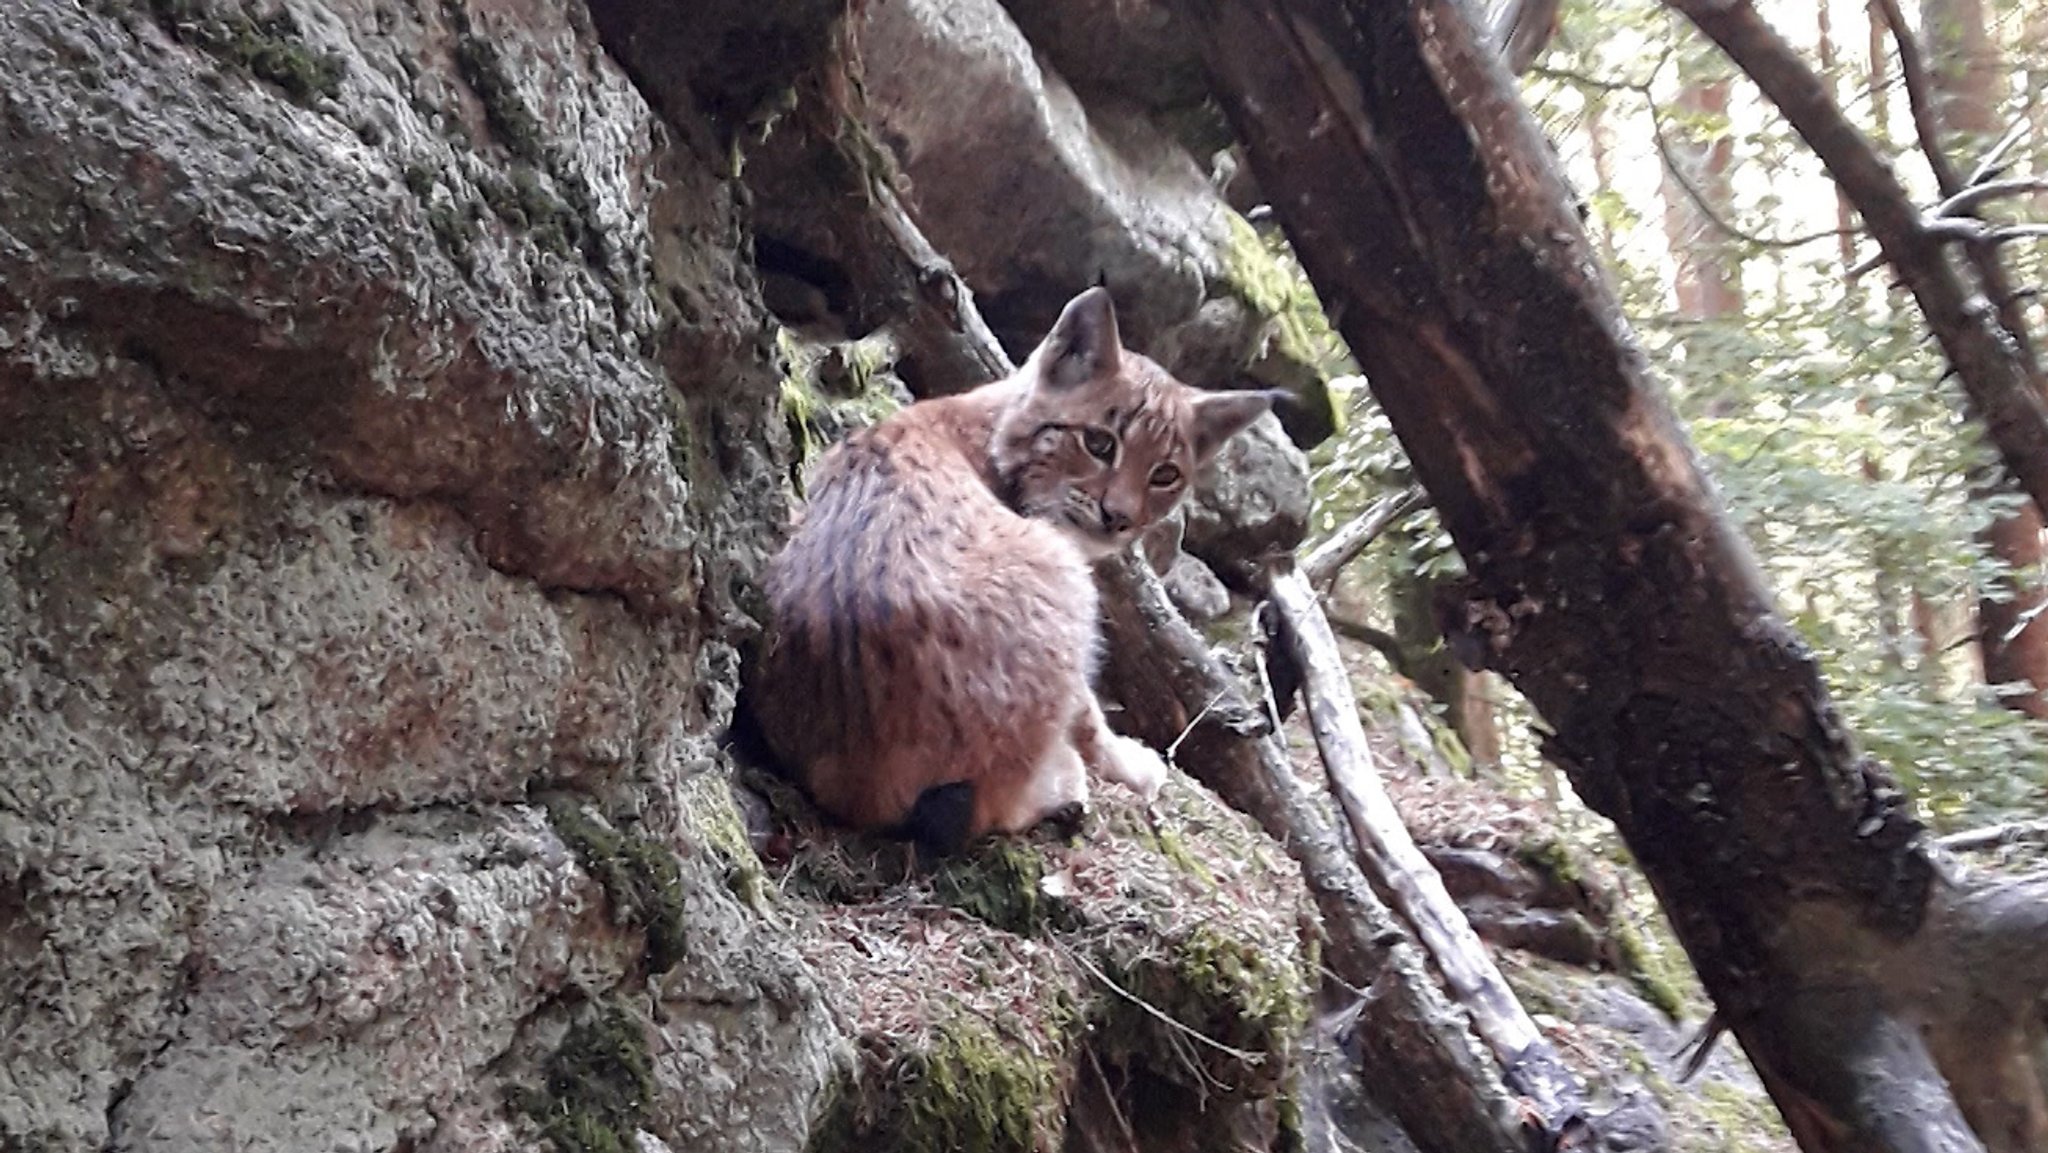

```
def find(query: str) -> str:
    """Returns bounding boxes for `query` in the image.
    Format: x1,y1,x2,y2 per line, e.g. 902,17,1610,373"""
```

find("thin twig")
1533,61,1860,251
1164,690,1228,768
1302,486,1429,587
1869,0,1963,197
1964,121,2029,188
1060,942,1267,1066
1936,818,2048,852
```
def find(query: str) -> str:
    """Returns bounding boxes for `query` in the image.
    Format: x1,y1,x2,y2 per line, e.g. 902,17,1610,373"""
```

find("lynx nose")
1101,508,1134,534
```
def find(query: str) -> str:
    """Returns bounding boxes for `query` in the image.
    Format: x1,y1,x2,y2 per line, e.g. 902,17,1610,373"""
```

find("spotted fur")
749,288,1273,844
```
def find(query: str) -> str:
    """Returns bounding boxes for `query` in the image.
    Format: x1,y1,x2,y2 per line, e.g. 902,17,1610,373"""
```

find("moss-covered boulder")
755,769,1315,1153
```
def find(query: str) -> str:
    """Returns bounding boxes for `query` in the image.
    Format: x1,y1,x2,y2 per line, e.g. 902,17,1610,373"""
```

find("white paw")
1105,735,1170,801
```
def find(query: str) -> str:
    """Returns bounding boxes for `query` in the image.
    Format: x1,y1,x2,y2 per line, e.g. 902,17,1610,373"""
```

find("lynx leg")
1072,699,1169,800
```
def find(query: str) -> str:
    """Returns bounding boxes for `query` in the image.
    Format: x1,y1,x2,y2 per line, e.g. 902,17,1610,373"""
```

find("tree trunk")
1390,543,1502,772
1658,69,1741,322
1817,0,1862,274
1920,0,2048,717
1179,1,2048,1149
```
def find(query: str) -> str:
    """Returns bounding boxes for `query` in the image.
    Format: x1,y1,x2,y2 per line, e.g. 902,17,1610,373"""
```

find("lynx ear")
1035,286,1123,390
1191,389,1278,464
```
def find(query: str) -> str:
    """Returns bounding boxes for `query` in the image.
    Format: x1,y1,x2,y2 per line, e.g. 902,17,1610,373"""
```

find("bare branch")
1665,0,2048,515
1301,486,1428,587
1935,179,2048,219
1866,0,2038,367
1964,122,2029,188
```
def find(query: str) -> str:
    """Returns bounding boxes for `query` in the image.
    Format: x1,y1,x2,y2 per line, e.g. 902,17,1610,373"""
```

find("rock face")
0,2,1318,1152
0,0,818,1148
854,0,1337,440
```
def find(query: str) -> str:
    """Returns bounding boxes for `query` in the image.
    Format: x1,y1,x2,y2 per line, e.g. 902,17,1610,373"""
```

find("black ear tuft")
1191,389,1277,463
1036,286,1122,390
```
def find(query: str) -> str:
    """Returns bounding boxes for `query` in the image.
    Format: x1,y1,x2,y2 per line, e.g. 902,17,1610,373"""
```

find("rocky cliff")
0,1,1332,1150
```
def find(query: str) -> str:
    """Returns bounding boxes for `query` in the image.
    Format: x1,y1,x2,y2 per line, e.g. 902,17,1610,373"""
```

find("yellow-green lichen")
1096,924,1308,1095
508,1000,654,1153
776,329,904,485
547,799,689,973
1106,805,1215,888
1215,212,1350,444
1610,917,1691,1022
678,771,773,912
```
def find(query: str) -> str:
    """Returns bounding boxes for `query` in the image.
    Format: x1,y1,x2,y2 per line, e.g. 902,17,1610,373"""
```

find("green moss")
1274,1091,1307,1153
931,840,1074,937
1098,924,1307,1092
546,799,689,973
678,771,773,913
1514,838,1582,888
508,1000,655,1153
1693,1079,1792,1153
1105,805,1215,888
1214,213,1348,444
402,162,437,199
149,0,345,104
810,1016,1057,1153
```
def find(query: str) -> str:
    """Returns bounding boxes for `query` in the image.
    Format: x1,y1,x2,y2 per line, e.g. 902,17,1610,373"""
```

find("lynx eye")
1148,463,1182,488
1080,428,1117,461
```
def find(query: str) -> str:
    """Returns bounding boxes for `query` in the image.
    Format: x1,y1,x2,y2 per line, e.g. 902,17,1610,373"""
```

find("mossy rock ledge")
756,771,1316,1153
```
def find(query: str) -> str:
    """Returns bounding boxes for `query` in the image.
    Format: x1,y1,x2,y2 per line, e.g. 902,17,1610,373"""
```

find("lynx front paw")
1104,735,1170,801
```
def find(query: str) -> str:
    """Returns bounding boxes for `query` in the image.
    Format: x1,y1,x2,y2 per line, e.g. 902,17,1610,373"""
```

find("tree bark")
1178,0,2048,1148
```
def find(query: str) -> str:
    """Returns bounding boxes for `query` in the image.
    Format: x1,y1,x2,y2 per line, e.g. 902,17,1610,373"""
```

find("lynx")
747,287,1273,852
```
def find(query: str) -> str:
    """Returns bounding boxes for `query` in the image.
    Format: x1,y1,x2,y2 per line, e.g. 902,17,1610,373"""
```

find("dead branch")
1266,565,1587,1134
1863,0,2037,366
1301,486,1428,588
1668,0,2048,518
1964,122,2029,188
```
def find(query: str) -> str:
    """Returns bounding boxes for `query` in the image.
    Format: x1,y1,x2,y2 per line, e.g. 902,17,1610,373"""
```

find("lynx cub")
749,288,1273,851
